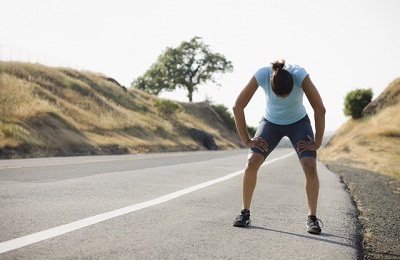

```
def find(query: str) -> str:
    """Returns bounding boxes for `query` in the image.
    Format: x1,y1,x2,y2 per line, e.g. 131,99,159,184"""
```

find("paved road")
0,149,361,259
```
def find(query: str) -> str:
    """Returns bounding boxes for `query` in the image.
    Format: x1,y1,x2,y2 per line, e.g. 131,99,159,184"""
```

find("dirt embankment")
320,77,400,259
0,62,242,159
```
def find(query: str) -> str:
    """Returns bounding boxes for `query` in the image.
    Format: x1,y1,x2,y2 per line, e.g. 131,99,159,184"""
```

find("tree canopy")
343,88,373,119
132,37,233,102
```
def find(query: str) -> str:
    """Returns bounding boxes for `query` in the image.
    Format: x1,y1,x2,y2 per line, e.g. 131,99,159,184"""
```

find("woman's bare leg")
242,153,265,209
300,157,319,216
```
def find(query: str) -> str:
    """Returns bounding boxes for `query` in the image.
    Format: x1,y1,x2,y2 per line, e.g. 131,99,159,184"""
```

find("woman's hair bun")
270,59,293,96
271,59,286,71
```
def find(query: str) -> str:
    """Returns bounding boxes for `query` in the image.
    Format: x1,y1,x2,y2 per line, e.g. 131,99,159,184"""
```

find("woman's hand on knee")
246,136,268,152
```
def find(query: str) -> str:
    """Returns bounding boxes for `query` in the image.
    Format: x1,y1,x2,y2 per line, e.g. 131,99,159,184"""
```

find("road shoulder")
325,163,400,259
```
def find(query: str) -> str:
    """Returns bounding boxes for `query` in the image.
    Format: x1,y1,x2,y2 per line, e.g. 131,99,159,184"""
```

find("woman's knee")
300,157,317,174
246,153,265,171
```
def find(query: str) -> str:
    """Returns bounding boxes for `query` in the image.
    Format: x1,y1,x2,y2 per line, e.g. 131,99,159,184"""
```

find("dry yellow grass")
0,74,55,119
0,62,241,158
320,79,400,179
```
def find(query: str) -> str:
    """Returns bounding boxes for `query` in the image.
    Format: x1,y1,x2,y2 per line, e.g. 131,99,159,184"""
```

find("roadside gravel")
325,163,400,260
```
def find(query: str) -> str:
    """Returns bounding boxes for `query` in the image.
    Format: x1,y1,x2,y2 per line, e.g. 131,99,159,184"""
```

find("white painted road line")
0,152,295,254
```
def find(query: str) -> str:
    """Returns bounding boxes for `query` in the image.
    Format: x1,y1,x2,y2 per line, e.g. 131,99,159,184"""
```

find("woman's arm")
301,75,326,150
233,76,268,152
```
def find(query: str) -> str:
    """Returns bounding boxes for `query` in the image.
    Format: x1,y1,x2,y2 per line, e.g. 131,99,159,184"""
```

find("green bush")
211,104,258,135
343,88,373,119
211,104,236,131
154,99,182,116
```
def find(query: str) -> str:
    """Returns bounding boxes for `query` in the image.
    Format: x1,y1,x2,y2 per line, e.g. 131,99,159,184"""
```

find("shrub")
212,104,258,135
211,104,236,131
154,99,182,116
344,88,373,119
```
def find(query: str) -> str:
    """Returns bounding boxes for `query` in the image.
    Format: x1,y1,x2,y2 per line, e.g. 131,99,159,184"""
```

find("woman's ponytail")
270,59,293,96
271,60,286,72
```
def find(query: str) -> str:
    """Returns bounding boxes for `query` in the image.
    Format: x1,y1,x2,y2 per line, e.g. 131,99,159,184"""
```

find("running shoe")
307,216,323,234
233,209,251,227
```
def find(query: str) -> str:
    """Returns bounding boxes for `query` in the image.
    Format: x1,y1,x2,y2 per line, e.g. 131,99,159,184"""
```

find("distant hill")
320,77,400,179
0,62,243,158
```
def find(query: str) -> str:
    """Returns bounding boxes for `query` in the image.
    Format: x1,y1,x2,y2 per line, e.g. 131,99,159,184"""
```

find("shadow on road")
247,225,358,250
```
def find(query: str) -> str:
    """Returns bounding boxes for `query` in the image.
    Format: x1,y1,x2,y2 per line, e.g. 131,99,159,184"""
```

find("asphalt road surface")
0,149,361,259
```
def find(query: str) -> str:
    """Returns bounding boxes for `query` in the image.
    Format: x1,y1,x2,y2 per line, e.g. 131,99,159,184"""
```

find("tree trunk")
187,84,194,102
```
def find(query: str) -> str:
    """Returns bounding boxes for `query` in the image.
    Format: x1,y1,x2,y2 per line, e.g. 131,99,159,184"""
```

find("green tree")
343,88,373,119
133,37,233,102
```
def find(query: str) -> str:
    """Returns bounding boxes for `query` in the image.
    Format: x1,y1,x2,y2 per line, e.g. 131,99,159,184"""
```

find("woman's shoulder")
256,66,272,73
285,64,305,73
286,64,309,85
254,67,272,78
254,67,272,87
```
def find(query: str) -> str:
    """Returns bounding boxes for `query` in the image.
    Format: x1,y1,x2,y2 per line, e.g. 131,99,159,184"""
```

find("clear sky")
1,0,399,132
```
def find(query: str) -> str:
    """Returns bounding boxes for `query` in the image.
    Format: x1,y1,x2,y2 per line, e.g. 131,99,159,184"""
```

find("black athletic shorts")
250,115,317,160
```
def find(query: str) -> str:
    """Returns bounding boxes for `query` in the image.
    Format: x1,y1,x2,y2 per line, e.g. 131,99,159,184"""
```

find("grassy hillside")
320,77,400,179
0,62,242,158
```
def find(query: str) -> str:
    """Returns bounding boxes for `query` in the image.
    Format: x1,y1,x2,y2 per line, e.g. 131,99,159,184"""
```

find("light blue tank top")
254,64,309,125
